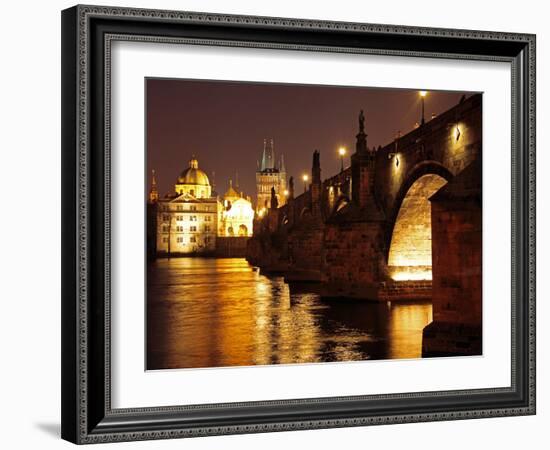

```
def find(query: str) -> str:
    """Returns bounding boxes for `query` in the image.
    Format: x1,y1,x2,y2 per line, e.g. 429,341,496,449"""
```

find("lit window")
190,226,197,232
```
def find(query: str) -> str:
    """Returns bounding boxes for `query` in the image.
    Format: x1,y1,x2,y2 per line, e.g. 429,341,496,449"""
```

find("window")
176,205,183,211
205,225,211,232
205,236,211,244
190,226,197,232
190,205,197,211
162,237,168,243
190,236,196,243
176,226,183,232
176,215,183,221
205,215,211,222
162,214,170,222
190,215,197,222
162,225,168,232
176,237,184,244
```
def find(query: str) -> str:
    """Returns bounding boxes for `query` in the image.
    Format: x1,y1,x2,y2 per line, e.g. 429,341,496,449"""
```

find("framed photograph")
61,5,536,444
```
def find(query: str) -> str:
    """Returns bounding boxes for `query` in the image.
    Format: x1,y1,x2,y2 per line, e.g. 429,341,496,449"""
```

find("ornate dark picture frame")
61,4,536,444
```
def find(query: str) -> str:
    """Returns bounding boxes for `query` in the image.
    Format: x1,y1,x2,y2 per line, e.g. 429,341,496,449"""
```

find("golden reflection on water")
147,258,432,370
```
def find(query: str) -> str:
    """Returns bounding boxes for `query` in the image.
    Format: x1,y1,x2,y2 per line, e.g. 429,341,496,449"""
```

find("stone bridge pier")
247,93,482,356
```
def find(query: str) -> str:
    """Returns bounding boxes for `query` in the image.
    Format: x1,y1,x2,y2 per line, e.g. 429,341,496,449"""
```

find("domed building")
152,157,218,255
175,157,212,198
148,157,255,257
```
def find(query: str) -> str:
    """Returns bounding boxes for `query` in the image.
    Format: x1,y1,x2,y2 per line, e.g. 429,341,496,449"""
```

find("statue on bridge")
270,186,279,209
359,109,365,133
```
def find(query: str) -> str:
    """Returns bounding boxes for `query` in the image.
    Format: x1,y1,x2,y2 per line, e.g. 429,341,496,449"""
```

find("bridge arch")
386,161,453,281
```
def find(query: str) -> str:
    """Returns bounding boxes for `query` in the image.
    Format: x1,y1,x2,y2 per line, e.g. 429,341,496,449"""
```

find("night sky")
146,79,474,202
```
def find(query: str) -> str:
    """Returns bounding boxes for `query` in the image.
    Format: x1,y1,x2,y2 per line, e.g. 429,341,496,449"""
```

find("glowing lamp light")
283,189,289,196
419,90,427,97
455,124,461,141
388,152,399,168
302,174,309,182
338,146,347,172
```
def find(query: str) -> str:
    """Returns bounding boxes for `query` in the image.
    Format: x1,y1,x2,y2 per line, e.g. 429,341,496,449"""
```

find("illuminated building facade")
151,157,218,255
149,158,255,256
219,180,255,237
256,139,287,214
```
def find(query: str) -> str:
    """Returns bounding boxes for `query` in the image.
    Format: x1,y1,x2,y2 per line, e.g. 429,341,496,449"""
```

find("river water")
147,258,432,370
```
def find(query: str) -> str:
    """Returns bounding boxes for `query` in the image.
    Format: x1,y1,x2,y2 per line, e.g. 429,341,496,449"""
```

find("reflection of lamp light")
338,147,346,172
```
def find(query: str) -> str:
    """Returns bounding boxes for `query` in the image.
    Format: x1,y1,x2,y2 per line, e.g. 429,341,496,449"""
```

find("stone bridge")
247,93,482,356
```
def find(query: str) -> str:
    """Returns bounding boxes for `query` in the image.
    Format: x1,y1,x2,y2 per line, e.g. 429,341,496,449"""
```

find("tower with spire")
255,138,287,213
148,169,159,203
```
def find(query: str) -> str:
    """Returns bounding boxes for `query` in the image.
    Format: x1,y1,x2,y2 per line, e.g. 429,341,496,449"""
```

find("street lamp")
283,189,289,197
338,147,346,172
302,174,309,192
419,90,427,125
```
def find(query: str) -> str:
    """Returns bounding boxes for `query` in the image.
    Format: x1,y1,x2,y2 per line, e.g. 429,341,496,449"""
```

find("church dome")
177,157,210,186
224,180,240,200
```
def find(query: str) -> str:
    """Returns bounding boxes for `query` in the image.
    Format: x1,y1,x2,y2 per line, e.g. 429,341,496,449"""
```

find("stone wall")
215,237,250,258
286,219,324,281
322,220,386,299
422,159,482,356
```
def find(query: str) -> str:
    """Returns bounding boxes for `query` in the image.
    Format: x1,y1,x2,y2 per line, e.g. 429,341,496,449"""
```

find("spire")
148,169,159,203
189,156,199,169
260,138,275,171
288,176,295,200
279,154,286,173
